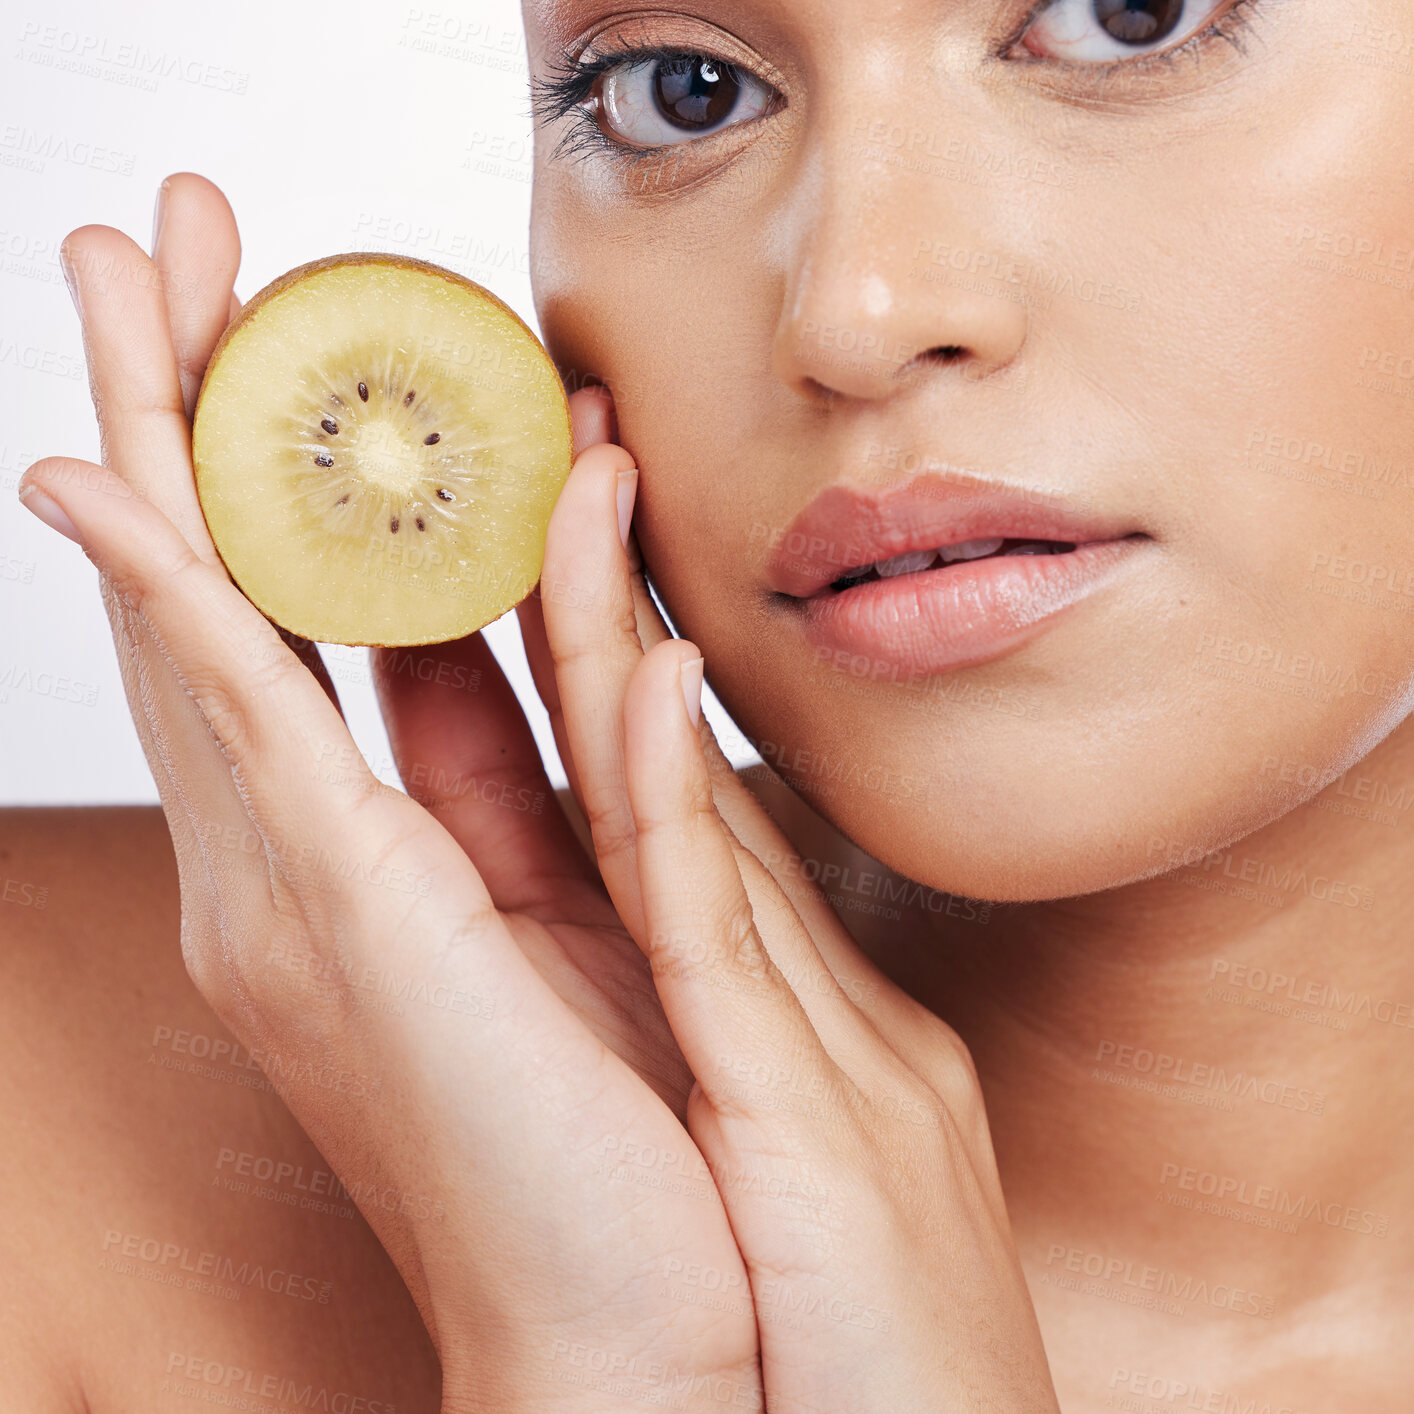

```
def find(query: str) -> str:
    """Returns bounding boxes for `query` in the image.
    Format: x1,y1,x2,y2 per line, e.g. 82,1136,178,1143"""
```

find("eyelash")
528,41,747,172
1008,0,1270,80
529,0,1271,170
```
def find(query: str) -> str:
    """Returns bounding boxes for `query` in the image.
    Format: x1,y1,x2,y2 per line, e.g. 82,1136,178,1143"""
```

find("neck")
791,720,1414,1315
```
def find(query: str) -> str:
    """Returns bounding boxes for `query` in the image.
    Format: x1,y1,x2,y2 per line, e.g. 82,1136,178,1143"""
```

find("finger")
530,418,871,1015
19,457,403,866
371,633,612,917
529,389,912,1078
622,638,875,1125
150,172,241,419
144,175,342,721
570,381,616,452
533,403,968,1098
19,468,637,1188
513,384,616,813
63,223,217,561
55,199,254,895
276,627,345,720
536,437,653,935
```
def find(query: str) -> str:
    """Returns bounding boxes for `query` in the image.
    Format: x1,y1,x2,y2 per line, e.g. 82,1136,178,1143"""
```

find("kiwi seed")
191,252,573,646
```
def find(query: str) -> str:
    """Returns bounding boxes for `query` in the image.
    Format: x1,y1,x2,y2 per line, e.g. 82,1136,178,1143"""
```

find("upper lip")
765,469,1142,599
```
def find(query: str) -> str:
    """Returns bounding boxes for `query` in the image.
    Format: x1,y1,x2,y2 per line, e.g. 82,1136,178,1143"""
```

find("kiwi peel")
191,252,573,647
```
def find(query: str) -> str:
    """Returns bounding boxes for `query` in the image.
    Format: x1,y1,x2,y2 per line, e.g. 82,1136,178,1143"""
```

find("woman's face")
521,0,1414,901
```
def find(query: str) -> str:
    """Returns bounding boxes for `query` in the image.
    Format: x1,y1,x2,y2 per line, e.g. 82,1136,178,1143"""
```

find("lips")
766,469,1149,677
765,472,1142,600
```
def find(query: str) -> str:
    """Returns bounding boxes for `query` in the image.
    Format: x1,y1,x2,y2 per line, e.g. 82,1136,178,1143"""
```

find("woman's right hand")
17,174,769,1413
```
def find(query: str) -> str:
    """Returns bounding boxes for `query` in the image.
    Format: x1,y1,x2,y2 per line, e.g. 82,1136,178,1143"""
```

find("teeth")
873,549,939,578
835,563,873,583
831,537,1070,589
937,537,1005,564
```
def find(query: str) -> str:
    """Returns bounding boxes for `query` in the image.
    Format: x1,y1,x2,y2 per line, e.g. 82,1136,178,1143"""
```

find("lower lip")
791,538,1145,676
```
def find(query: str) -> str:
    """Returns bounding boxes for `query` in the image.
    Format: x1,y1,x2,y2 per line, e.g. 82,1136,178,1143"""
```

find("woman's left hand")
521,389,1063,1412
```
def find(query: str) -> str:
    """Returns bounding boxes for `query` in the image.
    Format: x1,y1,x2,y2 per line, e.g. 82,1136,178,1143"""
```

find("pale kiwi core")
192,255,573,647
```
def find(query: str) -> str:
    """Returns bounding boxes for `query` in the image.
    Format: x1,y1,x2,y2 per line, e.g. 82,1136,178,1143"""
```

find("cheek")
526,63,1414,903
1207,113,1414,750
1016,89,1414,827
530,177,785,650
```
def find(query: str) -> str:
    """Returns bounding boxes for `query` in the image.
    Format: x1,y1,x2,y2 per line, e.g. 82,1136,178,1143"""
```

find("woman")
11,0,1413,1407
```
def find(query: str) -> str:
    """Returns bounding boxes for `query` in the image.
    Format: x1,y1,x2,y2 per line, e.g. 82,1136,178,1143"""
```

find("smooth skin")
8,0,1414,1408
18,181,1055,1412
521,0,1414,1403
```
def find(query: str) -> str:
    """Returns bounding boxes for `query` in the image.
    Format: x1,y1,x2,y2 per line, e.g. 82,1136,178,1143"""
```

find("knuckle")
583,791,639,868
109,534,203,627
928,1033,987,1128
654,895,769,988
930,1022,980,1084
176,907,220,998
683,761,719,822
99,560,152,622
177,907,252,1020
719,900,768,975
186,624,305,767
191,682,251,762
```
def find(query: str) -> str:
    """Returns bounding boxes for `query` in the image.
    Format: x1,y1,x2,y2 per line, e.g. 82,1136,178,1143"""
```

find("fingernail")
151,178,170,255
18,485,82,546
615,465,638,548
59,245,80,319
680,656,703,729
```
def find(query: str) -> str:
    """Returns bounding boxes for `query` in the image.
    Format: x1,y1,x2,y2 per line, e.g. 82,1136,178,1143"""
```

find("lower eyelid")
1018,0,1257,67
598,59,780,150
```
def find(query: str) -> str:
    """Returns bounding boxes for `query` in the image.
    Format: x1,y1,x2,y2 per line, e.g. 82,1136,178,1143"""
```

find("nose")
770,119,1029,403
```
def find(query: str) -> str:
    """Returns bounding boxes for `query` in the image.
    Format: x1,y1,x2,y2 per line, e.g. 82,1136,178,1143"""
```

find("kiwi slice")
191,253,573,646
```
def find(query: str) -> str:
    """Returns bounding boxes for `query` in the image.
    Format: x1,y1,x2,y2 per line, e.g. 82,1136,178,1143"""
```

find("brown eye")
1093,0,1186,44
599,51,779,148
653,57,741,131
1019,0,1231,64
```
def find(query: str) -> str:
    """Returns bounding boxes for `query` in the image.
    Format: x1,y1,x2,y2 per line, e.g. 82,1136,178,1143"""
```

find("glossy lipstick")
767,472,1147,676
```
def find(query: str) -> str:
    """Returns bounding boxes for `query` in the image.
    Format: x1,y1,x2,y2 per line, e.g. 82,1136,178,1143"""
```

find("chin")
783,749,1313,908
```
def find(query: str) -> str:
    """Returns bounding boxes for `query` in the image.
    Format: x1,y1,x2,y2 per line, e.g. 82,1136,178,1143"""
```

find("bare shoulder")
0,808,439,1413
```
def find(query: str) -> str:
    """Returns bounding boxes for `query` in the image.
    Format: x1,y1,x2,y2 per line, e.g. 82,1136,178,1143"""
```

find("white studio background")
0,0,761,803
